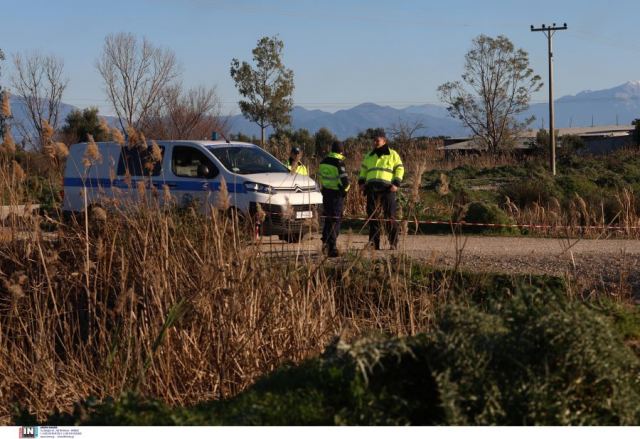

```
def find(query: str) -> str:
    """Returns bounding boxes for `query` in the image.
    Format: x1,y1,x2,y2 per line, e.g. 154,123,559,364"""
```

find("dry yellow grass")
1,128,16,154
111,127,125,146
99,117,111,139
83,134,102,168
1,91,11,119
126,126,141,148
41,119,55,147
0,193,446,423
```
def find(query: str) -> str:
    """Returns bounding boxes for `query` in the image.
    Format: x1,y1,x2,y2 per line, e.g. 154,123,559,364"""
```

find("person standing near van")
358,129,404,250
319,141,350,257
286,146,308,175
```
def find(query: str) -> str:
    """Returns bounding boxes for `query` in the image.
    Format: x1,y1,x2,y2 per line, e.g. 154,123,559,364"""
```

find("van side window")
117,145,164,177
172,146,219,179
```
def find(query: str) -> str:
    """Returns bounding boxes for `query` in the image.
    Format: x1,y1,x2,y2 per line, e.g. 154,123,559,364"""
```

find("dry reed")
0,192,450,423
1,91,11,119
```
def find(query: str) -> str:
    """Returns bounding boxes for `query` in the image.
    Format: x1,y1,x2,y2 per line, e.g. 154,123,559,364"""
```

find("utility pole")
531,23,567,176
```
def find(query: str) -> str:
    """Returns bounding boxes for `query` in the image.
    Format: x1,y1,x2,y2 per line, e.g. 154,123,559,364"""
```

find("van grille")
273,185,316,193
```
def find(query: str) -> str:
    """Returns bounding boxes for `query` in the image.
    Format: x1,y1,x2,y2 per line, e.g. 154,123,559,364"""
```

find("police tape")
255,210,640,232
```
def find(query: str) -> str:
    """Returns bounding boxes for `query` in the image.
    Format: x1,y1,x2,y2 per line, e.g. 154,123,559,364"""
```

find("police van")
62,140,323,241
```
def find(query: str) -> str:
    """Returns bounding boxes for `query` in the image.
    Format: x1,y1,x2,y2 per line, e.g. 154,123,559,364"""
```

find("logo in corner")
19,427,39,438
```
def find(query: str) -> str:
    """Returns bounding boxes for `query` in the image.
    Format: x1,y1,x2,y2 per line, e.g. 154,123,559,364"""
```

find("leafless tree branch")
96,33,179,130
11,51,68,149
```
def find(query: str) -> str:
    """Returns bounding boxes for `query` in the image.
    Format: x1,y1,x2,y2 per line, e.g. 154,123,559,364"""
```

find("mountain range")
224,102,466,139
226,81,640,138
523,81,640,129
7,81,640,142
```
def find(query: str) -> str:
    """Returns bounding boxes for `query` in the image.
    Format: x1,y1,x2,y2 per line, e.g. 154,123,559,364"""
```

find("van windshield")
208,146,289,175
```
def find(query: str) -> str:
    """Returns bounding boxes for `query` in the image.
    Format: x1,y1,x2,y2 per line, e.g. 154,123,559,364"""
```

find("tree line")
1,32,548,154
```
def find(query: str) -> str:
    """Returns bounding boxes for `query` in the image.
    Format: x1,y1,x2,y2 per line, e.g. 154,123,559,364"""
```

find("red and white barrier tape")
258,210,640,232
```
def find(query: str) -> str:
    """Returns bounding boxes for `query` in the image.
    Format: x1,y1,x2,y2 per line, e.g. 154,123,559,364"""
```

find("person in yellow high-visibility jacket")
358,129,404,250
285,146,309,176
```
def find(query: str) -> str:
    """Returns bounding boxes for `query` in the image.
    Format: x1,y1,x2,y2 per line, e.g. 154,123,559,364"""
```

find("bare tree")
389,119,426,144
11,51,68,149
141,84,229,140
438,34,542,153
96,32,179,130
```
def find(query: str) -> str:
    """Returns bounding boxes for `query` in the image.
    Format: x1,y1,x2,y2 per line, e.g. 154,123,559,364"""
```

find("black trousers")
321,189,345,251
366,187,398,249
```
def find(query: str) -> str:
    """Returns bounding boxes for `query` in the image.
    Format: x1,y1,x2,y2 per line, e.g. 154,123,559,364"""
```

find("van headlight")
244,181,276,194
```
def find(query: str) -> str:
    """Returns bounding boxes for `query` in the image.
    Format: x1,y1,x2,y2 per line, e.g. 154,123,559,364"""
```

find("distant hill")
6,81,640,143
228,81,640,139
523,81,640,128
225,103,468,139
8,95,77,141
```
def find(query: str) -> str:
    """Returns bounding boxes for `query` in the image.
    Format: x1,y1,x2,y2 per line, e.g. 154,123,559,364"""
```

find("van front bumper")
249,202,320,236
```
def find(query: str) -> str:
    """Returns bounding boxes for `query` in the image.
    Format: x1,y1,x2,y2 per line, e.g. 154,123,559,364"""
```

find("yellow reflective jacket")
286,158,309,176
319,152,350,192
358,145,404,189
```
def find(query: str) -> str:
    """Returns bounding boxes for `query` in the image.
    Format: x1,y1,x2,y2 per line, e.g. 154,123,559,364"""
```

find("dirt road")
3,224,638,293
260,233,640,292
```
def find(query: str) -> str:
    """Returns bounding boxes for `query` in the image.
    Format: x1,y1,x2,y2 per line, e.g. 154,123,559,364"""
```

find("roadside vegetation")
2,145,640,424
12,271,640,425
415,147,640,237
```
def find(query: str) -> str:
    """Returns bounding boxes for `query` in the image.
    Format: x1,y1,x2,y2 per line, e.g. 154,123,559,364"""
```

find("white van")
62,140,323,241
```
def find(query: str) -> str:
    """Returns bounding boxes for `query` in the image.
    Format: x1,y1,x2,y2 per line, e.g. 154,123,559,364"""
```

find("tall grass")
501,188,640,238
0,174,454,422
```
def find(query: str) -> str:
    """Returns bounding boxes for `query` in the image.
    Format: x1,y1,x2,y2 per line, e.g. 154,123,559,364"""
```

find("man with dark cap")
318,141,350,257
358,129,404,250
285,146,309,176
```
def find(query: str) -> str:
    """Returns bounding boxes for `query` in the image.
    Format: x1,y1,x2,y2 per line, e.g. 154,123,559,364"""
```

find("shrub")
560,134,585,153
433,286,640,425
500,177,558,209
462,201,517,234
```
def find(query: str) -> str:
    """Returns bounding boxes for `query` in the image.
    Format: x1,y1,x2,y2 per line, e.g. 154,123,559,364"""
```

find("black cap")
373,128,386,139
291,146,301,154
331,141,344,153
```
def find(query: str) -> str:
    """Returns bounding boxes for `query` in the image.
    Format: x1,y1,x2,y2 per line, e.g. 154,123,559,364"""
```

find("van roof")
166,140,258,148
72,140,258,148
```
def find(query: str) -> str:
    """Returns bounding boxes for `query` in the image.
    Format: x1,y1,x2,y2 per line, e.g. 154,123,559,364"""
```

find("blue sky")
2,0,640,116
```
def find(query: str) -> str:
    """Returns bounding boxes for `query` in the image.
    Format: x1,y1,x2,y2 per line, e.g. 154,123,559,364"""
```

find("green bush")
433,287,640,425
32,281,640,426
500,177,559,209
462,201,517,234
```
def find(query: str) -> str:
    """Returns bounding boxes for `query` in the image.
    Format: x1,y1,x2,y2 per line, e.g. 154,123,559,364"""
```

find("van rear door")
116,144,165,208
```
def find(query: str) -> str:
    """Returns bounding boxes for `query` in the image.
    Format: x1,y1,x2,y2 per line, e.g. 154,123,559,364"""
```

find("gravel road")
259,233,640,295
